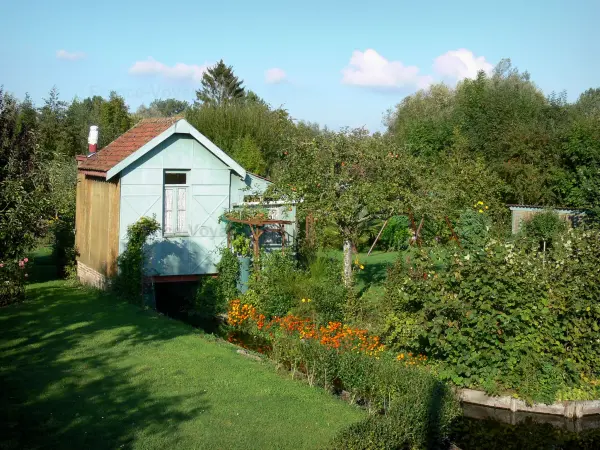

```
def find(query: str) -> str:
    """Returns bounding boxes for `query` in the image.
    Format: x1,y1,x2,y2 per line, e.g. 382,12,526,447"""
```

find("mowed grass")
323,250,401,291
0,256,363,449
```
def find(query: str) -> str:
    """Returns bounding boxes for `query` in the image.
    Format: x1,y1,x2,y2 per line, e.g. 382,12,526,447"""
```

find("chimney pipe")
88,125,98,154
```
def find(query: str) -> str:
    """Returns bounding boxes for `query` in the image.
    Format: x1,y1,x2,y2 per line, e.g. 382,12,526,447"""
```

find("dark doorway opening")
154,281,198,321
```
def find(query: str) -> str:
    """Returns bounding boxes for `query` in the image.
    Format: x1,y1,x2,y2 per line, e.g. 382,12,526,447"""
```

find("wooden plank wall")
75,173,121,276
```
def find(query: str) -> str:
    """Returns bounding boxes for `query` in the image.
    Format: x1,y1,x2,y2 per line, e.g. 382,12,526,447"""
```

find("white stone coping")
458,388,600,418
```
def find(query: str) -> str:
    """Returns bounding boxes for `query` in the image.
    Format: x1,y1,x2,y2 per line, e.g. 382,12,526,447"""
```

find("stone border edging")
458,388,600,418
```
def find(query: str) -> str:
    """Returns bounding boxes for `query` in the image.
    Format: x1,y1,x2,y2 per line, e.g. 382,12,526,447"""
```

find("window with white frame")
164,171,189,235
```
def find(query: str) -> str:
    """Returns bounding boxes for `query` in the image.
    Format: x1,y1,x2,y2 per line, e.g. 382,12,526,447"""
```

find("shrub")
248,251,302,317
455,204,492,250
332,370,459,450
383,228,600,403
192,248,240,319
303,257,347,324
113,216,160,305
521,209,567,252
0,258,30,306
216,247,240,302
378,216,411,251
50,212,77,279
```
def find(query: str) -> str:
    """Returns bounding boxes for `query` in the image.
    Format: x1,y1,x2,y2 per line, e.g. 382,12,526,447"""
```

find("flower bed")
227,299,460,448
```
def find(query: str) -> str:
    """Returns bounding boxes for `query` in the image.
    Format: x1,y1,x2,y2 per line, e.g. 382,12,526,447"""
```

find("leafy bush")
244,252,347,324
113,216,160,305
383,228,600,403
193,248,240,319
303,257,347,324
455,204,492,250
0,258,30,306
248,251,302,317
332,371,459,450
521,209,567,251
378,216,411,251
50,212,76,279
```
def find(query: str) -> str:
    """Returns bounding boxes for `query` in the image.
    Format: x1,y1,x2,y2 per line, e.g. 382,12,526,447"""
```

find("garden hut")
508,205,586,234
75,118,295,288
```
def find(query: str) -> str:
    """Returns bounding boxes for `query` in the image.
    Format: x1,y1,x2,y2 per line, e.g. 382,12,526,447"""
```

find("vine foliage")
113,216,160,305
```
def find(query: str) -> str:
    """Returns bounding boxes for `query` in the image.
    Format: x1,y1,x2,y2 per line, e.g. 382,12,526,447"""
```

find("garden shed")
75,117,295,288
508,204,586,234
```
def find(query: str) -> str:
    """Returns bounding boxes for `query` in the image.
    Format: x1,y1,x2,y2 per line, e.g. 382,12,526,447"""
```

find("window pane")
164,188,173,234
165,172,187,185
177,188,187,232
177,210,186,233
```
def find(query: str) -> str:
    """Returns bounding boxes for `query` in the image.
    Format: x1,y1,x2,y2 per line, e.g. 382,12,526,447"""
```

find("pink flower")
23,258,29,263
18,261,25,268
0,263,3,268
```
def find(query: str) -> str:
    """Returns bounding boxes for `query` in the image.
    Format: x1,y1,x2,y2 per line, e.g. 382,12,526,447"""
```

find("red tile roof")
78,117,179,174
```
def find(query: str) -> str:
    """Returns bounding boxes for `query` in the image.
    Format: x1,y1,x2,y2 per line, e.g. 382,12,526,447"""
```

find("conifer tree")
195,60,245,106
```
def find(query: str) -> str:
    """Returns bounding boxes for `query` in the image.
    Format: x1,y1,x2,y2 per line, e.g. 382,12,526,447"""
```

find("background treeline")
1,58,599,266
385,60,600,215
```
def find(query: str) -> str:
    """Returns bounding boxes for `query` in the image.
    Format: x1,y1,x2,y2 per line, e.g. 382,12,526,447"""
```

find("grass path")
0,269,363,449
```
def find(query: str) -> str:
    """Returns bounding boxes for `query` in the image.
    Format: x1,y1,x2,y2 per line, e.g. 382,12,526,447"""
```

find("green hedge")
384,228,600,403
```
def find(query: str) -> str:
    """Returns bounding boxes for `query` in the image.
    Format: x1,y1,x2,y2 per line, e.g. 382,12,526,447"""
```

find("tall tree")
38,86,68,158
99,91,132,147
0,89,51,258
64,93,132,155
195,60,245,106
185,102,292,176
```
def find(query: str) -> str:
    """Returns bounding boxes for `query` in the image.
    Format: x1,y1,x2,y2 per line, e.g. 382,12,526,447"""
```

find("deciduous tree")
273,129,419,287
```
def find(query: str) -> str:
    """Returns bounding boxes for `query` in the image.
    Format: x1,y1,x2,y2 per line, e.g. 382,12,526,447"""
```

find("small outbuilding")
508,204,586,234
75,117,295,288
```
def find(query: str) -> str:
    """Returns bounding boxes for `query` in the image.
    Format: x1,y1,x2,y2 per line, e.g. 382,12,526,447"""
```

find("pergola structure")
225,217,294,258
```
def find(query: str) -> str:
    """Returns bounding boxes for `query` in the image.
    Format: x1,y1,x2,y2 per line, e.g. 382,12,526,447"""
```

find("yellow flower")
485,206,489,210
477,201,484,205
478,209,483,213
301,298,306,303
307,298,311,303
360,265,364,270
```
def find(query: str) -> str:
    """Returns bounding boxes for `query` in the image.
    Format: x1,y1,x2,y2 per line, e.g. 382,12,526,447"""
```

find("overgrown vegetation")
383,227,600,403
113,217,161,305
240,252,347,324
192,248,240,319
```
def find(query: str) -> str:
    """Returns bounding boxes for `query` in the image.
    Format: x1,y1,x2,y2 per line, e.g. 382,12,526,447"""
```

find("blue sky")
0,0,598,131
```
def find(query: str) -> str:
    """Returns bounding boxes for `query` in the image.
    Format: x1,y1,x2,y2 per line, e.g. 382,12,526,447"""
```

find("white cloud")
56,50,85,61
341,49,433,90
433,49,493,80
128,57,209,82
265,68,287,84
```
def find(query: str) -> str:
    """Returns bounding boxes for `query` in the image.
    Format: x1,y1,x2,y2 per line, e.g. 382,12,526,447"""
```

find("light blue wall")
119,133,250,276
229,173,272,205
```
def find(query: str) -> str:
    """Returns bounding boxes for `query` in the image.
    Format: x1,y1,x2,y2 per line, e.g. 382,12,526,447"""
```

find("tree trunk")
543,239,546,267
343,239,353,287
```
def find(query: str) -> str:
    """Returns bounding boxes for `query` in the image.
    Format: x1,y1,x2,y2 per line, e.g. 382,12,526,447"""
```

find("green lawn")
323,249,400,292
0,257,363,449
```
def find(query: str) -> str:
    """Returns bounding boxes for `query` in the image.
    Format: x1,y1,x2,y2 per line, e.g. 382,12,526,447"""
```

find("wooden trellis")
225,217,294,259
